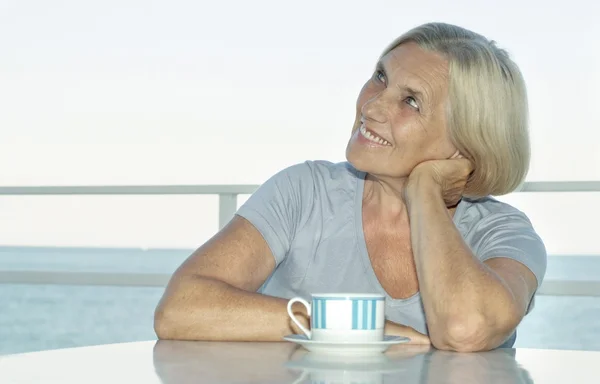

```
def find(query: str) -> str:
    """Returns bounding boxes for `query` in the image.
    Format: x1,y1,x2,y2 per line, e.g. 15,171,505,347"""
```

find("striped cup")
287,293,385,342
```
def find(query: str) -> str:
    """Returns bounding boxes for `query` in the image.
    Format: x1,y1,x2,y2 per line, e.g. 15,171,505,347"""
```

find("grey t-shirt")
236,160,547,347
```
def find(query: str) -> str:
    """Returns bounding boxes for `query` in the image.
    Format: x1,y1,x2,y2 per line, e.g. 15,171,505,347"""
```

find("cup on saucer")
287,293,385,343
285,293,410,353
287,293,386,343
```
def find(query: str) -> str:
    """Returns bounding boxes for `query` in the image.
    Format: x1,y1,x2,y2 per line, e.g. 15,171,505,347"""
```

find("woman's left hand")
385,320,431,345
404,157,474,208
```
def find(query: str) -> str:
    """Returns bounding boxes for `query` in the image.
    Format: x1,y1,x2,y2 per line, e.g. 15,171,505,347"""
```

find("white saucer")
283,334,409,355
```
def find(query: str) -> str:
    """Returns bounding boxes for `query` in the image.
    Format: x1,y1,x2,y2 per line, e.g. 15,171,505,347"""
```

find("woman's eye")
405,96,419,110
375,70,386,84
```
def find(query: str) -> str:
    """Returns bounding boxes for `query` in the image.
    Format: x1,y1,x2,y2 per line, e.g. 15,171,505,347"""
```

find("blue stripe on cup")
318,299,322,328
313,299,318,329
362,300,368,328
312,298,328,329
351,298,380,330
315,299,319,328
370,299,376,330
321,299,327,328
316,300,323,328
352,300,359,329
314,298,319,329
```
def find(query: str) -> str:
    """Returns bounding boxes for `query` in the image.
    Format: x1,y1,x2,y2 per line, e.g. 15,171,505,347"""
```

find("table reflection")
421,349,534,384
153,341,534,384
286,345,430,384
153,340,299,383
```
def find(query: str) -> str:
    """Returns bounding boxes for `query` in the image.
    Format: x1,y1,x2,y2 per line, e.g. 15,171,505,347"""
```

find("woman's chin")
346,146,412,180
345,149,378,174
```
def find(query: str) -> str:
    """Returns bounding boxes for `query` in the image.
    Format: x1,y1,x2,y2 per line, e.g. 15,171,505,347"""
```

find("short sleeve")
235,162,315,267
471,211,548,291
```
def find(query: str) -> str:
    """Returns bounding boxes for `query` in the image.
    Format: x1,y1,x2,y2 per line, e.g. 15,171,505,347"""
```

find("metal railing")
1,181,600,296
0,184,259,229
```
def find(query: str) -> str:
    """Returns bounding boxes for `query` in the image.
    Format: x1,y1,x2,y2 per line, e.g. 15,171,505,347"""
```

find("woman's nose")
360,94,388,124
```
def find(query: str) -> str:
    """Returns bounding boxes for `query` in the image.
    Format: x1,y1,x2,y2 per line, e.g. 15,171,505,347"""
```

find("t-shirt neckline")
352,169,466,307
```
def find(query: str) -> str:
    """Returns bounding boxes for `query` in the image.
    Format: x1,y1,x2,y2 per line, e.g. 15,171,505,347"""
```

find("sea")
1,246,600,355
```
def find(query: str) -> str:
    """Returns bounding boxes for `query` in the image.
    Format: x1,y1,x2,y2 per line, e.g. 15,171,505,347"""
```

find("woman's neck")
363,173,410,222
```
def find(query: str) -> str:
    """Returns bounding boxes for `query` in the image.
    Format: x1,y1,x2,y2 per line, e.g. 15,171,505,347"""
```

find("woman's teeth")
360,126,390,146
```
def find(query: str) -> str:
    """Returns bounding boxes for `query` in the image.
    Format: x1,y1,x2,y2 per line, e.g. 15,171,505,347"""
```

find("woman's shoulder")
278,160,362,185
456,196,535,232
457,197,547,287
460,195,525,214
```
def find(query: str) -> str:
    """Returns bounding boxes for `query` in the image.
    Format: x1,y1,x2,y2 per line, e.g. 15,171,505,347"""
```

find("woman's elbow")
153,277,219,340
433,316,489,352
154,301,178,340
431,312,519,352
153,289,199,340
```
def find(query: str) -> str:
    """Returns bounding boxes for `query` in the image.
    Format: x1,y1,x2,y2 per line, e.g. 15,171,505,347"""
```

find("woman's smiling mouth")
359,125,391,146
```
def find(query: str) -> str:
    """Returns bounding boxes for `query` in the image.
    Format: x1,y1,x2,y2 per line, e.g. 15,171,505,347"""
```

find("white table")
1,340,599,383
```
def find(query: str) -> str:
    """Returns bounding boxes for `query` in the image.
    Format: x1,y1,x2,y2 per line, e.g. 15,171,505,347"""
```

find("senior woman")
154,22,546,352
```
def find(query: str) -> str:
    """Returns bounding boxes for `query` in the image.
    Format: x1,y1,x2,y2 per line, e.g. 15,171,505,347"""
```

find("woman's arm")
154,216,309,341
155,163,316,341
404,160,539,352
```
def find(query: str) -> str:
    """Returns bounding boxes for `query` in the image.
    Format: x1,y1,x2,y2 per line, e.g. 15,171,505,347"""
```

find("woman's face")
345,42,457,179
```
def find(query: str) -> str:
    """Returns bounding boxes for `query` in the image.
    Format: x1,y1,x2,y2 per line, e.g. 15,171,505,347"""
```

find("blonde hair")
382,22,530,196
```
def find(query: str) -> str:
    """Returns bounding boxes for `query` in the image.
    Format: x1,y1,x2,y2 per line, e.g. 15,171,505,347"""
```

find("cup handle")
287,297,311,339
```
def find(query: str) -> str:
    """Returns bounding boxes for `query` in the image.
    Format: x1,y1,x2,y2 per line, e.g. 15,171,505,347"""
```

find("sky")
0,0,599,254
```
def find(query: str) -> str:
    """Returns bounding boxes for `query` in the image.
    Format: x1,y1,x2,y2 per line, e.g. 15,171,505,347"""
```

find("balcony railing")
1,181,600,296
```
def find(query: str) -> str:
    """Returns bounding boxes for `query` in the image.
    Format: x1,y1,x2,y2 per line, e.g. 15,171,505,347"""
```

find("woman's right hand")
385,320,431,345
288,301,311,335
